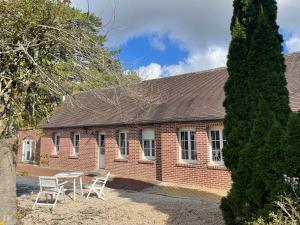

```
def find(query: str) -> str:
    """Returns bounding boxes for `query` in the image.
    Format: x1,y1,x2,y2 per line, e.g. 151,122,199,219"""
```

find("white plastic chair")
86,172,110,200
32,176,68,209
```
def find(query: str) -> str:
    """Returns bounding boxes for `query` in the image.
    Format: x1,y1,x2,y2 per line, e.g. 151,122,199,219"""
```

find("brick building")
18,53,300,190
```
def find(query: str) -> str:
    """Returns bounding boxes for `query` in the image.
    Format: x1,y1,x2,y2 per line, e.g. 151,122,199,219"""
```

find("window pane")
191,150,196,160
222,130,227,147
74,134,80,154
182,149,189,160
151,140,155,156
180,131,188,160
211,131,215,140
119,132,128,156
211,130,222,162
216,131,220,140
144,140,150,156
212,150,221,161
120,133,125,141
181,132,185,142
127,140,129,155
190,131,195,141
99,134,105,154
55,135,60,153
99,135,105,147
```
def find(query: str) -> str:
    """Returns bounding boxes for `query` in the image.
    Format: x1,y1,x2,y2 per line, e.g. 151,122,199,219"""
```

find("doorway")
22,138,35,162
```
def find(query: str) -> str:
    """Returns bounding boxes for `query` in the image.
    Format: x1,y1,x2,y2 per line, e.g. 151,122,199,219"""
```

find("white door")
99,134,105,169
23,139,33,161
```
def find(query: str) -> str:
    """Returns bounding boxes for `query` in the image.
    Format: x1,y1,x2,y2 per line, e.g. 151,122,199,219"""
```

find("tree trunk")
0,138,17,225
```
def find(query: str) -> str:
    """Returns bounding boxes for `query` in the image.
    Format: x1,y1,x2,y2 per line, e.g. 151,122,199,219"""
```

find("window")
118,131,128,158
54,133,60,154
142,129,155,159
209,127,226,164
73,132,80,155
179,129,196,162
98,133,105,155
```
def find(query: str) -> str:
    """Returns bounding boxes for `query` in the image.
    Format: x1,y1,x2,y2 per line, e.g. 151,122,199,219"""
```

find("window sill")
50,154,59,158
207,164,228,171
176,163,197,168
114,158,128,163
68,155,79,159
138,159,155,164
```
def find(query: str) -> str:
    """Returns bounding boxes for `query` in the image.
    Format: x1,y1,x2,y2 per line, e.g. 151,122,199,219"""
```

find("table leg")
80,176,83,196
73,178,76,201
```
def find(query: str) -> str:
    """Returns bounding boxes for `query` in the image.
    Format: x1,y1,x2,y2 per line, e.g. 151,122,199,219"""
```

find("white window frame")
178,128,197,163
73,132,80,156
209,126,226,165
118,130,128,158
142,129,155,160
54,133,61,155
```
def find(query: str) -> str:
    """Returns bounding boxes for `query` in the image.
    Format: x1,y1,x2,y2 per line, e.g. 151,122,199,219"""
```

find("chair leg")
32,192,41,209
86,183,94,200
53,187,62,208
63,189,66,202
99,185,105,200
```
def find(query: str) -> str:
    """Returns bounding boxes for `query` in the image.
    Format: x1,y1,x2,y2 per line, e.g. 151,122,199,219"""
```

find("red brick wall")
159,121,231,190
41,128,98,172
19,120,232,190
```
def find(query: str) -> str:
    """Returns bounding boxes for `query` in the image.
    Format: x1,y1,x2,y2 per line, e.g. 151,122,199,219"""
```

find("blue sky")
72,0,300,79
119,35,189,70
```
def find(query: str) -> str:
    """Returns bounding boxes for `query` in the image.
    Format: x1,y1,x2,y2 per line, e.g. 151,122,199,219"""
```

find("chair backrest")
94,172,110,185
39,176,59,192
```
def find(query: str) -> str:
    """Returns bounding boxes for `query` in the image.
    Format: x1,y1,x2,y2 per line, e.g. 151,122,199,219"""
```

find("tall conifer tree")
221,1,290,224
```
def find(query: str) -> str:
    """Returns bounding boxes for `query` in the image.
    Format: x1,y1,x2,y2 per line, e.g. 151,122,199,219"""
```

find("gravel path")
18,189,224,225
17,177,224,225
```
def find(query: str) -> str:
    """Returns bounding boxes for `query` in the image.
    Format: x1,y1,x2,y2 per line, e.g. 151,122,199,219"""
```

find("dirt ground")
18,187,225,225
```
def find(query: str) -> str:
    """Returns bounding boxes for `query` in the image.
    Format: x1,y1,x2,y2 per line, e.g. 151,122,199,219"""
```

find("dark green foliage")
285,113,300,178
247,9,290,126
223,19,249,171
257,120,287,207
221,2,291,224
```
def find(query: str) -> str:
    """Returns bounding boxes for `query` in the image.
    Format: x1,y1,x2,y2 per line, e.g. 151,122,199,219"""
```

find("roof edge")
41,116,225,129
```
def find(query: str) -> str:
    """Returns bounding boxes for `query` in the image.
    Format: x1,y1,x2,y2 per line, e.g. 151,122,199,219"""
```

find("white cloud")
72,0,300,76
163,46,227,76
286,36,300,52
137,46,227,78
149,35,166,51
277,0,300,38
137,63,162,80
72,0,232,51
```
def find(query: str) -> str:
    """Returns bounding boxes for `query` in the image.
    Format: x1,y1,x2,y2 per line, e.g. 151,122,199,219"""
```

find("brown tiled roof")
43,52,300,128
